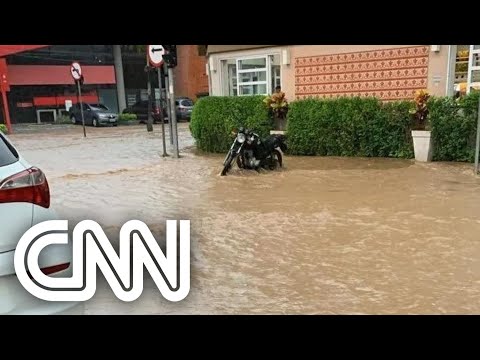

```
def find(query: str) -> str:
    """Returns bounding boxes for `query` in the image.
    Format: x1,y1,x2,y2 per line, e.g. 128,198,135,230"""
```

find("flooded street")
9,124,480,314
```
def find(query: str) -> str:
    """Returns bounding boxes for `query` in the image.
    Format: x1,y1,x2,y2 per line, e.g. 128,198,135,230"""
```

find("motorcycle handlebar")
235,128,259,138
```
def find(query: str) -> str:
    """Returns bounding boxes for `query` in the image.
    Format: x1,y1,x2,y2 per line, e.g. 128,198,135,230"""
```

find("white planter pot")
412,130,433,162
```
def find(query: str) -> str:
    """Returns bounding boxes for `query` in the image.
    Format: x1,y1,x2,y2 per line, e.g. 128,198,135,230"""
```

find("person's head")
275,86,281,93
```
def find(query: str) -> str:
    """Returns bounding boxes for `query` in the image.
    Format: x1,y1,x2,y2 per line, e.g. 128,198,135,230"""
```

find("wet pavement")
8,124,480,314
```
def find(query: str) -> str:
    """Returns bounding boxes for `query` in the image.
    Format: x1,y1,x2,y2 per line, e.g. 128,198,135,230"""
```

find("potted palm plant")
264,90,288,131
410,89,433,162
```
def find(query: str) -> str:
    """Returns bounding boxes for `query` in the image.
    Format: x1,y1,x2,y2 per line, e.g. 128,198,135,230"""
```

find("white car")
0,132,81,315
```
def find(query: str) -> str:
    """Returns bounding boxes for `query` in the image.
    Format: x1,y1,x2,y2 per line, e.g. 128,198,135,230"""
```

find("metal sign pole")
146,68,154,132
146,45,166,134
158,67,168,157
0,59,12,134
168,66,179,158
164,62,174,145
475,97,480,174
146,50,154,133
70,62,85,138
77,80,86,138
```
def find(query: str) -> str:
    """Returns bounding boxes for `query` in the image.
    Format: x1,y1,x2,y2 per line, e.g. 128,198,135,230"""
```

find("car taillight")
26,263,71,280
0,167,50,208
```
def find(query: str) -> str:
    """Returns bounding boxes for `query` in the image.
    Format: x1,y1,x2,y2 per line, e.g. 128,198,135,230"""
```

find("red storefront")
0,45,117,131
1,45,209,132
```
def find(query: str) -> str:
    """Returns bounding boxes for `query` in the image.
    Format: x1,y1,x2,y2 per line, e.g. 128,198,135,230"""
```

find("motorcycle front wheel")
221,152,235,176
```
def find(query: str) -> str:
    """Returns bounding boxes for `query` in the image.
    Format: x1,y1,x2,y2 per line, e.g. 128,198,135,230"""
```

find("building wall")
6,45,114,66
208,45,451,101
207,45,277,54
426,45,450,96
1,45,119,123
1,45,210,124
174,45,209,100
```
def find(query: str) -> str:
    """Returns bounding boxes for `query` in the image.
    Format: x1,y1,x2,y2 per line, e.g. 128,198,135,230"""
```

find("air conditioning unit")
209,57,216,72
282,49,290,65
431,45,441,52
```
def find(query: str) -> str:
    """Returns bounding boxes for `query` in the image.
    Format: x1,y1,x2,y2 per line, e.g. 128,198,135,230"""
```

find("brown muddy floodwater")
9,124,480,314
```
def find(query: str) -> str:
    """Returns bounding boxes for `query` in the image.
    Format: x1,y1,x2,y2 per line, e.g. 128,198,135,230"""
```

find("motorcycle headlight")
237,133,246,143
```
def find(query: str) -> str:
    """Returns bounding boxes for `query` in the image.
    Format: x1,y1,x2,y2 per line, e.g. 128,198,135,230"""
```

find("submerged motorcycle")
221,127,287,176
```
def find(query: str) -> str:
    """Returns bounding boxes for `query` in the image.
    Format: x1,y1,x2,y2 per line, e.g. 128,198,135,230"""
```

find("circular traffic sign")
147,45,165,67
70,62,82,81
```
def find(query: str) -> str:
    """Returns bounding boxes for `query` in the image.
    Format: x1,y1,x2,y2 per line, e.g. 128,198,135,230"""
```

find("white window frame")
222,61,237,96
220,59,239,96
236,55,269,96
467,45,480,93
228,65,237,96
272,63,281,90
218,51,282,97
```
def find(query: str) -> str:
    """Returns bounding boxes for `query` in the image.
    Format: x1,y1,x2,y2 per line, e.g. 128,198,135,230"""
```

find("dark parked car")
69,103,118,127
122,100,168,123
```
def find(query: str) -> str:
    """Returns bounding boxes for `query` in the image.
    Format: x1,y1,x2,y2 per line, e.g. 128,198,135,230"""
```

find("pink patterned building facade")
294,46,430,101
206,45,454,101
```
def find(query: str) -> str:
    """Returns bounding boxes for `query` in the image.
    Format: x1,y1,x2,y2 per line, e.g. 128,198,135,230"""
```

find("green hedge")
429,91,480,162
189,93,480,162
118,113,137,122
288,92,480,161
0,124,7,134
190,96,272,153
287,97,414,158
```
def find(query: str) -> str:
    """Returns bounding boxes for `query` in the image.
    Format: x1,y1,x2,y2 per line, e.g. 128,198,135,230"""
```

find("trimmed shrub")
190,96,272,153
0,124,7,134
118,113,137,122
429,91,480,162
57,115,72,124
287,97,414,158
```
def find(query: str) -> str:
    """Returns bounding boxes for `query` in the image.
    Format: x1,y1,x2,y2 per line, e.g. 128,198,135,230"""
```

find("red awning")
0,45,49,57
7,65,116,86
